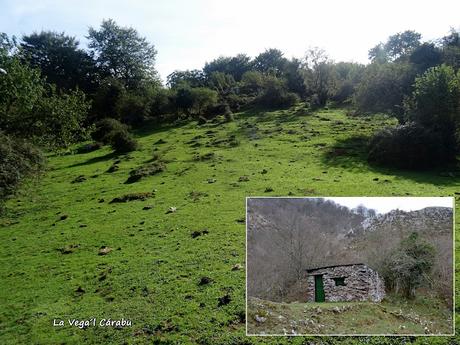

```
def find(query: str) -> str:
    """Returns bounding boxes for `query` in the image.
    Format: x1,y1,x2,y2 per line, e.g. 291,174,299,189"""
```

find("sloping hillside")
0,106,459,344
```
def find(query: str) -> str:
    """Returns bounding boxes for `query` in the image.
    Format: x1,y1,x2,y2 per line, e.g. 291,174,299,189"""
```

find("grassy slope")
247,296,453,335
0,105,458,344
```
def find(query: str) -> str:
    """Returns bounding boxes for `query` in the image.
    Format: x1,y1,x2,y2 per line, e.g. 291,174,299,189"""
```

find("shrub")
91,118,128,144
256,77,299,109
368,123,451,169
110,130,138,153
381,232,435,299
117,93,149,126
0,132,44,213
354,62,416,118
405,64,460,144
0,56,90,148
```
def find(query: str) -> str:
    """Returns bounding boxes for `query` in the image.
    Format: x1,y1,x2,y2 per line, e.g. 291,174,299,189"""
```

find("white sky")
1,0,459,81
324,197,454,214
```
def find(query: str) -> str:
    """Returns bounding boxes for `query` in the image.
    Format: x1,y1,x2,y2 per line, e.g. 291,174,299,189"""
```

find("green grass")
0,105,458,344
247,295,453,335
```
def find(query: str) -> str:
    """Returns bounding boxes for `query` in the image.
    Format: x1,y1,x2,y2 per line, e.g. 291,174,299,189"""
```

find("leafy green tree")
166,69,206,88
405,64,460,148
189,87,218,116
409,43,442,73
90,77,126,120
382,232,435,299
303,47,335,106
207,71,236,96
20,31,97,92
330,62,365,104
240,71,265,95
203,54,252,81
0,54,90,148
87,19,157,88
441,28,460,70
354,62,416,117
254,48,287,77
370,30,421,62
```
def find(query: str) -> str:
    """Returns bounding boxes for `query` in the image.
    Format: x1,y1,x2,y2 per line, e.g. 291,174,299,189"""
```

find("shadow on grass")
321,135,460,187
67,151,119,168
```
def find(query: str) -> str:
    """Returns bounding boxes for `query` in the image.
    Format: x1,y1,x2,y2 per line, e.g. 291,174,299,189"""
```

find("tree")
0,54,90,148
253,48,287,77
20,31,96,92
87,19,157,88
405,64,460,152
441,28,460,70
166,69,206,89
203,54,252,81
409,43,442,73
189,87,218,116
303,47,335,106
382,232,435,299
207,71,236,96
370,31,421,62
385,30,421,61
354,62,416,118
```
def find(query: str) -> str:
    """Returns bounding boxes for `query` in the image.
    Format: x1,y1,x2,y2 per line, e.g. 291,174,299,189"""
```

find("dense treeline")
1,21,460,211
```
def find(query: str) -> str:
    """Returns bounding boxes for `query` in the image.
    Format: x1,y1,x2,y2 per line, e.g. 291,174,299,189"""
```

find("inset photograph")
246,197,454,336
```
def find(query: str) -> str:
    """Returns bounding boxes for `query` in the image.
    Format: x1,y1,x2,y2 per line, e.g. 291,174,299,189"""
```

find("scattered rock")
231,264,242,271
98,198,105,203
238,176,249,182
264,187,274,193
59,214,69,221
71,175,86,183
166,206,177,214
373,177,379,181
261,169,268,174
98,246,112,255
255,315,266,323
207,178,216,184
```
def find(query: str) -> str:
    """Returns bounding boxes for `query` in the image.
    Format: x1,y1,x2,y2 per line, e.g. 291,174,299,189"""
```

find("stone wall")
305,264,385,302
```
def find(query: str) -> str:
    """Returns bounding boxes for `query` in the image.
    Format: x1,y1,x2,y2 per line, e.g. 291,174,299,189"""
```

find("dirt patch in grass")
109,192,153,203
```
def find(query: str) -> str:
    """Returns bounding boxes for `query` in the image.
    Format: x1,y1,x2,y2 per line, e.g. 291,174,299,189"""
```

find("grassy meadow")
0,105,458,344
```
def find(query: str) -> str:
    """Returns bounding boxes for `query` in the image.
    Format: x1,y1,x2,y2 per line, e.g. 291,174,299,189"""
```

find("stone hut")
305,263,385,302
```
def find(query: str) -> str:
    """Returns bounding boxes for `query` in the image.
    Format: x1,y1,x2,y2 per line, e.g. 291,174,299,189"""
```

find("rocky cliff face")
348,207,452,238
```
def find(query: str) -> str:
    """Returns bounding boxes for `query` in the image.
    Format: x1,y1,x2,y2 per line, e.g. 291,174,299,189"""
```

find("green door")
314,275,325,302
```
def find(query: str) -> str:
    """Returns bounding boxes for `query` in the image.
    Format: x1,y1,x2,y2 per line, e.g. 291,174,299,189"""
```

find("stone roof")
305,263,366,273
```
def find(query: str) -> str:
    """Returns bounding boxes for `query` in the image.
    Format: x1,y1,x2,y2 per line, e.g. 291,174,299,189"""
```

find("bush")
0,132,45,213
117,93,149,126
368,123,452,169
256,77,299,109
110,130,138,153
354,62,416,118
91,118,128,144
381,232,435,299
405,64,460,142
0,56,90,148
